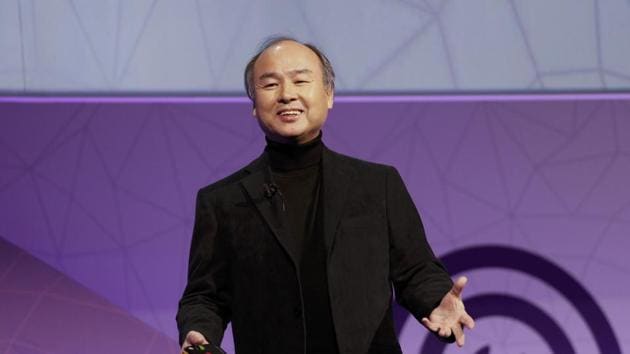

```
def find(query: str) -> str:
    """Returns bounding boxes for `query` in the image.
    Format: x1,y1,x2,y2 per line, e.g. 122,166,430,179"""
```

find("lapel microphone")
263,183,278,198
263,183,286,211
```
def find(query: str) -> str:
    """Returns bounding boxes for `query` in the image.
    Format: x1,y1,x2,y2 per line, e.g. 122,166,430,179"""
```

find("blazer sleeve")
176,189,231,346
386,166,453,320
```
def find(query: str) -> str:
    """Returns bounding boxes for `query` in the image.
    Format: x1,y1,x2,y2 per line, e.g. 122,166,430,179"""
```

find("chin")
275,128,307,139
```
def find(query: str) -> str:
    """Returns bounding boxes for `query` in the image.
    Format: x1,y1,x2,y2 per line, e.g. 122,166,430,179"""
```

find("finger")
462,312,475,329
439,327,451,337
450,276,468,297
181,340,191,354
438,326,451,337
186,331,209,345
422,317,439,332
452,325,465,347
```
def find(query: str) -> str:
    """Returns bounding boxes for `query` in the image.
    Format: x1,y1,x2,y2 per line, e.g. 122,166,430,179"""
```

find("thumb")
450,276,468,297
186,331,209,345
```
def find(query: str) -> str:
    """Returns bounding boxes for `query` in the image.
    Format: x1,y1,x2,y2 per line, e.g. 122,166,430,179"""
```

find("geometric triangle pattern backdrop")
1,1,630,93
0,237,179,354
1,96,629,353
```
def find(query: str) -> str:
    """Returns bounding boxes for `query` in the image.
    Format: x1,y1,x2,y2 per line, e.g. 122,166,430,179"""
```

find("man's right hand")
181,331,209,353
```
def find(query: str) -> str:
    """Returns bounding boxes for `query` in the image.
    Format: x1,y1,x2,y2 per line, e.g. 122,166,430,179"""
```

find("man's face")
252,40,333,144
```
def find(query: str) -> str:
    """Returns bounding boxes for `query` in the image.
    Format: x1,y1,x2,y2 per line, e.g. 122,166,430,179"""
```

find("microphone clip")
263,182,286,211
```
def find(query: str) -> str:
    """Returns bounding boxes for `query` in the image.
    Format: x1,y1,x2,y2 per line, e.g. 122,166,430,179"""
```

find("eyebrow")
289,69,313,76
257,69,314,81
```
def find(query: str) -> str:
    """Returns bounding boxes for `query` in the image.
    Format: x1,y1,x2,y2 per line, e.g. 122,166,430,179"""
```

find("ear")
252,104,257,117
326,89,334,109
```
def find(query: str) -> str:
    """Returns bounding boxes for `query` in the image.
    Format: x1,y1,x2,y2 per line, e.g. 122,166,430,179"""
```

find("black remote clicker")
183,343,226,354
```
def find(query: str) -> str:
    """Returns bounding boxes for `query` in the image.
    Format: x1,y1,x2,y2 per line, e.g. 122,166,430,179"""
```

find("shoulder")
197,154,264,197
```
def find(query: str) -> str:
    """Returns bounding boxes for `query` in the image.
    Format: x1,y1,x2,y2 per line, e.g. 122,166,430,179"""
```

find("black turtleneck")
264,132,339,354
265,132,323,172
266,133,323,261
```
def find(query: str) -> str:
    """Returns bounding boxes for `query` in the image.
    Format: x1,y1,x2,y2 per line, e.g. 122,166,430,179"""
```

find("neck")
266,130,320,145
265,131,323,171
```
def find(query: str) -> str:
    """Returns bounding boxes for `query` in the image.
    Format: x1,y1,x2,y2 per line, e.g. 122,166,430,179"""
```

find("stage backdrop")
2,1,630,93
1,95,629,353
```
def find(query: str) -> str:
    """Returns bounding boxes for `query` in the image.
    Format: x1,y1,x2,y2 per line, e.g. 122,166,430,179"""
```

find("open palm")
422,276,475,347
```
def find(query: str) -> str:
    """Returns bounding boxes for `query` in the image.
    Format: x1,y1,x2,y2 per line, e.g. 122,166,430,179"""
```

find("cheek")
254,103,275,120
254,92,276,111
311,94,332,115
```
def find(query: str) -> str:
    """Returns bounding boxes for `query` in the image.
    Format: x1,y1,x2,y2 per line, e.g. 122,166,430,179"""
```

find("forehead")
253,41,323,77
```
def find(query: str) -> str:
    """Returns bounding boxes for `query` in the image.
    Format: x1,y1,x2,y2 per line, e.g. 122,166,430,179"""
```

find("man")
177,37,474,353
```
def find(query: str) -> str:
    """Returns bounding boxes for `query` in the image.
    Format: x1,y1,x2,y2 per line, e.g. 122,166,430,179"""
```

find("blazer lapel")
241,154,300,267
321,147,355,258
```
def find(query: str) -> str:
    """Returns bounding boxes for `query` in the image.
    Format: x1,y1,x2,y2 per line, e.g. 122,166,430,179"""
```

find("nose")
278,83,298,103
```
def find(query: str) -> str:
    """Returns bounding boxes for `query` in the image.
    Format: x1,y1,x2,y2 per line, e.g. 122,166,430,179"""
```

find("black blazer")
177,146,452,354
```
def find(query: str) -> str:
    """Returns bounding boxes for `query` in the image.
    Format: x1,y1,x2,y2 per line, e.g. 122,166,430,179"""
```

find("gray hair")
244,36,335,101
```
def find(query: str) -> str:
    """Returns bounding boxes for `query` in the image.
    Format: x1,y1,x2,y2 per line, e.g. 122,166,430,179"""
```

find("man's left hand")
421,276,475,347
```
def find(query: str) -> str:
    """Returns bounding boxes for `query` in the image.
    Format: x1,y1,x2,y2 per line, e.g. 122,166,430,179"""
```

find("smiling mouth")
277,109,304,116
276,109,304,121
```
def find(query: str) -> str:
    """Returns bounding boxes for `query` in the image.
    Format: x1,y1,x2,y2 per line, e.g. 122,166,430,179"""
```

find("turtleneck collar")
265,131,323,171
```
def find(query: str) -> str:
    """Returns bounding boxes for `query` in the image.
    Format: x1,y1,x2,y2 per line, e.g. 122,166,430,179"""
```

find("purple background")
1,95,629,353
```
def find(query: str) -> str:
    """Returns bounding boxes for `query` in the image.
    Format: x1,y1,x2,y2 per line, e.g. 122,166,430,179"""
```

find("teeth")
279,110,301,116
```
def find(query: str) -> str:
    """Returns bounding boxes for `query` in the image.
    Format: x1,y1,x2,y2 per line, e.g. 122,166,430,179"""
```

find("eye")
263,83,278,89
295,80,310,85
